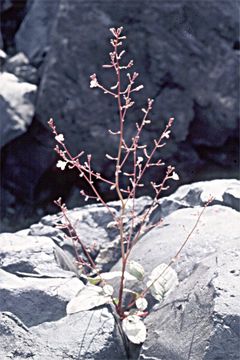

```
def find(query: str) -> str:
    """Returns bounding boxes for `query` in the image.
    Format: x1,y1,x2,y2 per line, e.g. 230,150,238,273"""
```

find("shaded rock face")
0,179,239,359
0,0,239,231
35,0,239,175
15,0,59,66
0,0,28,53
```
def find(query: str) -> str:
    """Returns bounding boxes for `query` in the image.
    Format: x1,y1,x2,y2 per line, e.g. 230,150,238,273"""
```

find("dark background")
0,0,239,232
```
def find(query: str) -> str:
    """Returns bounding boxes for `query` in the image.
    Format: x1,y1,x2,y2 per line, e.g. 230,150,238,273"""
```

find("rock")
0,309,126,360
31,308,126,359
0,0,28,53
2,1,238,218
35,0,239,188
0,179,239,359
0,119,55,212
111,204,240,359
223,185,240,212
157,178,240,219
0,312,53,359
0,49,7,65
140,253,240,360
4,52,38,84
0,268,84,327
30,196,151,271
0,232,73,277
15,0,60,66
114,204,240,281
0,72,37,148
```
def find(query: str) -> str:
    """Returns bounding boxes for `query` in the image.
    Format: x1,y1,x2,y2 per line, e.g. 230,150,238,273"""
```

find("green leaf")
66,284,111,314
87,276,101,285
147,263,178,301
129,260,145,281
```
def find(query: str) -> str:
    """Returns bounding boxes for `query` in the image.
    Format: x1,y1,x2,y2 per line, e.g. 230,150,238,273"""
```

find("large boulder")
31,308,126,360
15,0,60,66
35,0,238,183
1,0,238,226
0,312,53,360
0,72,37,148
0,268,83,327
112,202,240,359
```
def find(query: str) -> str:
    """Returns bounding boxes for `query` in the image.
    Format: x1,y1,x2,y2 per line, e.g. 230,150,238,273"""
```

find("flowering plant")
49,27,212,346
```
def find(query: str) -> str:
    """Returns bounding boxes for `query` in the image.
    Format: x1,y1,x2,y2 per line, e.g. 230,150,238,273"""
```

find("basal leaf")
66,284,111,314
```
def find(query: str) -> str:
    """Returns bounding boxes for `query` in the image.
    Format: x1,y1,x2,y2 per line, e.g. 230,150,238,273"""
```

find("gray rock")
157,178,240,218
15,0,60,66
30,196,152,272
0,119,55,210
0,312,53,360
4,52,38,84
0,49,7,65
0,72,37,148
1,0,14,12
35,0,238,186
140,252,240,360
111,204,240,359
31,308,126,359
114,204,240,280
0,232,72,277
0,180,239,359
0,268,84,327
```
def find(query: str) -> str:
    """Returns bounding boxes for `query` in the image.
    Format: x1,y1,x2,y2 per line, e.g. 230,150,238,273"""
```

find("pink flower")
90,73,98,88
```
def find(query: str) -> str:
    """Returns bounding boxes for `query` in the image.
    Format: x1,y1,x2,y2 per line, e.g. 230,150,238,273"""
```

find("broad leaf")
147,263,178,301
66,284,111,314
129,260,145,281
122,315,147,344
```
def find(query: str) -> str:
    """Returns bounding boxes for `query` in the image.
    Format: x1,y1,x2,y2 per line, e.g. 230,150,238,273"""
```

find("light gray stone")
111,204,240,359
0,72,37,148
0,312,53,360
4,52,38,84
157,178,240,219
0,232,72,277
140,251,240,360
31,308,126,359
0,268,84,327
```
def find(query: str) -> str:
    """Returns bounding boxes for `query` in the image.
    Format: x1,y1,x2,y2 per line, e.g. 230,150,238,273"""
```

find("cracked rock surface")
0,179,239,359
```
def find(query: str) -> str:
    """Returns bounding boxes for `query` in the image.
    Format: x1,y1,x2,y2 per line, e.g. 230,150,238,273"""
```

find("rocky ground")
0,0,239,233
0,179,239,359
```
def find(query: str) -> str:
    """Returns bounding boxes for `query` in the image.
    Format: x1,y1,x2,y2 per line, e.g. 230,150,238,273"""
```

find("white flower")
136,297,148,311
137,156,144,164
122,315,147,344
55,134,64,143
56,160,67,171
103,284,114,296
90,73,98,88
171,171,179,181
163,130,171,139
